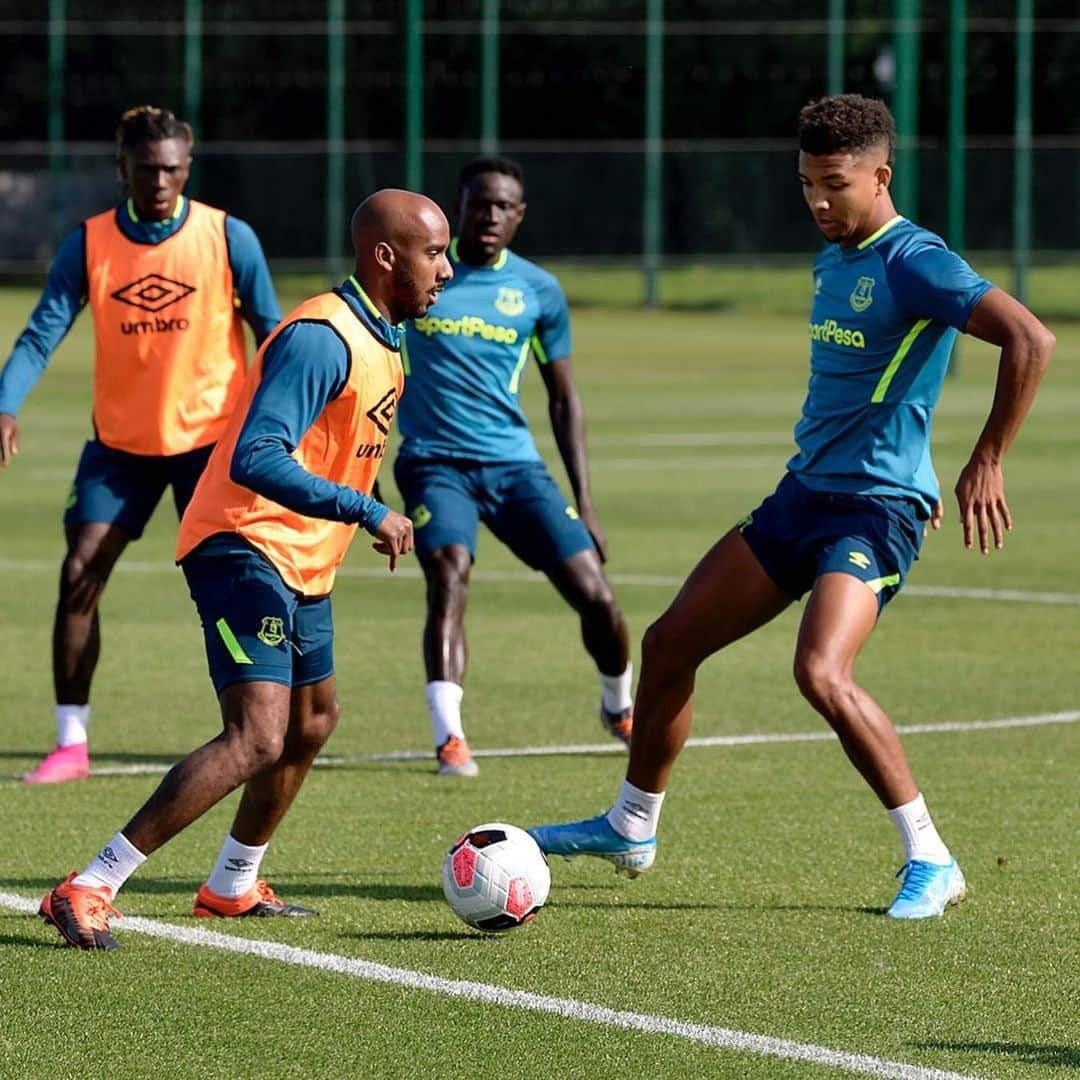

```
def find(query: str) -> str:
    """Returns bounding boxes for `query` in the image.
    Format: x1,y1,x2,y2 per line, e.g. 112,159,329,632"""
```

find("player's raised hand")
954,458,1012,554
371,509,414,572
0,413,20,468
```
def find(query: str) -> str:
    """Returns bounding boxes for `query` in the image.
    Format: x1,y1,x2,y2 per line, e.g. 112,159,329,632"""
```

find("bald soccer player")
38,190,452,949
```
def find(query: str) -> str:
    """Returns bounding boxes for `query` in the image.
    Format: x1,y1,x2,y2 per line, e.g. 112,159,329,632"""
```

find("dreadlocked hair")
114,105,194,167
797,94,895,166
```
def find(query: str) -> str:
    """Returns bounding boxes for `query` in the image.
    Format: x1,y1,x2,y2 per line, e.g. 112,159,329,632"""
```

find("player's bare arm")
958,287,1054,553
539,356,608,561
0,412,18,467
370,508,415,572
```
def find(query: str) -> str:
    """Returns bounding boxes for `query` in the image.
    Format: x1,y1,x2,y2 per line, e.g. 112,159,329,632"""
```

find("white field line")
0,891,979,1080
1,557,1079,606
5,710,1076,782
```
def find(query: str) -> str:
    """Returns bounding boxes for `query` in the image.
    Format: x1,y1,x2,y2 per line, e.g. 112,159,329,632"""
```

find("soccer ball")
442,822,551,932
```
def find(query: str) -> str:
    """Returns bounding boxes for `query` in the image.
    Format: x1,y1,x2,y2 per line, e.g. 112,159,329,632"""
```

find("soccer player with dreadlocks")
0,105,281,784
529,94,1054,919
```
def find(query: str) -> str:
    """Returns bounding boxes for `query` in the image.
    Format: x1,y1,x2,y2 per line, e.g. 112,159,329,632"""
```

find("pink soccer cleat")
23,743,90,784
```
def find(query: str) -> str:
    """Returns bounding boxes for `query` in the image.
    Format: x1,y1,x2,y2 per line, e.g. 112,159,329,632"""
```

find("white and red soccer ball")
442,822,550,932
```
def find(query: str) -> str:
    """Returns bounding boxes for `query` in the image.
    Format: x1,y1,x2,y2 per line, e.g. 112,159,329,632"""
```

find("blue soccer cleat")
528,814,656,878
886,858,967,919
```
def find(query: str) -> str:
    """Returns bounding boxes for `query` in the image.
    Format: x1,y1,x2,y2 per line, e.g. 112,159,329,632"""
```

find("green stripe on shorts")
215,617,254,665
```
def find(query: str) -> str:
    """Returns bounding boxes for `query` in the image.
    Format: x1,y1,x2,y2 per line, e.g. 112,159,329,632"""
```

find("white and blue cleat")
887,857,967,919
528,814,656,878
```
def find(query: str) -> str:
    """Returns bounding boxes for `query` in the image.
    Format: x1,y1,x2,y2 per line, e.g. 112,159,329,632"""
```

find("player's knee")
296,698,340,755
60,544,116,600
58,552,103,612
60,551,89,590
793,652,846,711
578,575,617,617
640,614,684,676
231,719,287,774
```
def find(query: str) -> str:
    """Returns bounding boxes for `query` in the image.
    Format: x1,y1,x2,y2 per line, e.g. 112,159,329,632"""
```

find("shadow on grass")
0,933,61,950
294,881,445,903
914,1041,1080,1069
347,929,480,943
1,875,446,905
552,897,887,915
553,883,888,916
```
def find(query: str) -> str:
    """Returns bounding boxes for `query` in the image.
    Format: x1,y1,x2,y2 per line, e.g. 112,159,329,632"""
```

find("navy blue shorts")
738,473,924,612
64,439,214,539
181,539,335,696
393,456,595,570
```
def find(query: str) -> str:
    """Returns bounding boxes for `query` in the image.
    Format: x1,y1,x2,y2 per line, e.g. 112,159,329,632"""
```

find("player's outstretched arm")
0,413,18,468
370,509,414,572
957,287,1054,553
0,228,88,468
539,356,608,561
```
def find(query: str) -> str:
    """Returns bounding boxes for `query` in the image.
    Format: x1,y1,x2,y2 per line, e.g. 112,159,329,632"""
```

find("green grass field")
0,271,1077,1079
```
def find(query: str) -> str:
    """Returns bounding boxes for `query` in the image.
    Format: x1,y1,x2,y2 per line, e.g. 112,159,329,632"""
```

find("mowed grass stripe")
5,710,1075,781
0,890,978,1080
0,558,1077,607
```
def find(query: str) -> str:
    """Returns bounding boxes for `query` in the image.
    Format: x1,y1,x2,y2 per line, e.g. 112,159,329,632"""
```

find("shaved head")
351,189,445,254
349,189,452,324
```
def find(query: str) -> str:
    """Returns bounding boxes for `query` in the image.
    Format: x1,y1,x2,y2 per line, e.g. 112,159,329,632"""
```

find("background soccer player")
529,94,1054,919
0,105,281,784
395,156,633,777
38,189,450,948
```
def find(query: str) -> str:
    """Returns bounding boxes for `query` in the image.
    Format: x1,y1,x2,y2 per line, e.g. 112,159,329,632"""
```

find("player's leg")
26,441,164,784
529,527,793,873
39,677,294,949
546,549,633,741
793,506,964,918
394,455,481,776
627,528,792,792
53,520,130,702
39,544,302,947
488,462,633,742
793,572,917,804
197,594,337,917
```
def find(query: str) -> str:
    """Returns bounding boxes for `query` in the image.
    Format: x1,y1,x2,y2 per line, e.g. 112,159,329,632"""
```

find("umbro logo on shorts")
111,273,196,313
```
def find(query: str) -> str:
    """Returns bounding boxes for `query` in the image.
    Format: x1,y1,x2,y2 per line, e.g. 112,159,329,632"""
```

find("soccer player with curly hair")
529,94,1054,919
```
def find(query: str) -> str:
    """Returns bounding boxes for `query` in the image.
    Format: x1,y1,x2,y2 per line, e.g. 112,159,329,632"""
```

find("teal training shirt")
398,240,572,463
789,215,993,518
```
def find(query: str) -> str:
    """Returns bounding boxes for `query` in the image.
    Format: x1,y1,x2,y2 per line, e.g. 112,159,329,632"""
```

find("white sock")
73,831,146,897
56,704,90,747
427,680,465,746
206,834,269,898
606,779,665,842
887,793,951,864
599,663,633,715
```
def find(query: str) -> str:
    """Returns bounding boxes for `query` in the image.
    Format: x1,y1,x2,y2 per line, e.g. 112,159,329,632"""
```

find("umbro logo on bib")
112,273,196,313
366,388,398,435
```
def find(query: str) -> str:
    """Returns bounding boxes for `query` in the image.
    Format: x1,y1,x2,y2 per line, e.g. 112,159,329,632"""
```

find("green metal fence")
2,1,1077,305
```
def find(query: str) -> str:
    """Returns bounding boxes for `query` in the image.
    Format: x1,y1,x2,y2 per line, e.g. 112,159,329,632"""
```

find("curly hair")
114,105,194,167
797,94,895,165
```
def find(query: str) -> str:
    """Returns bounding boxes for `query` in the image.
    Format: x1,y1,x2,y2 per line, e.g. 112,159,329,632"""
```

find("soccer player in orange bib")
0,106,281,784
38,190,451,948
